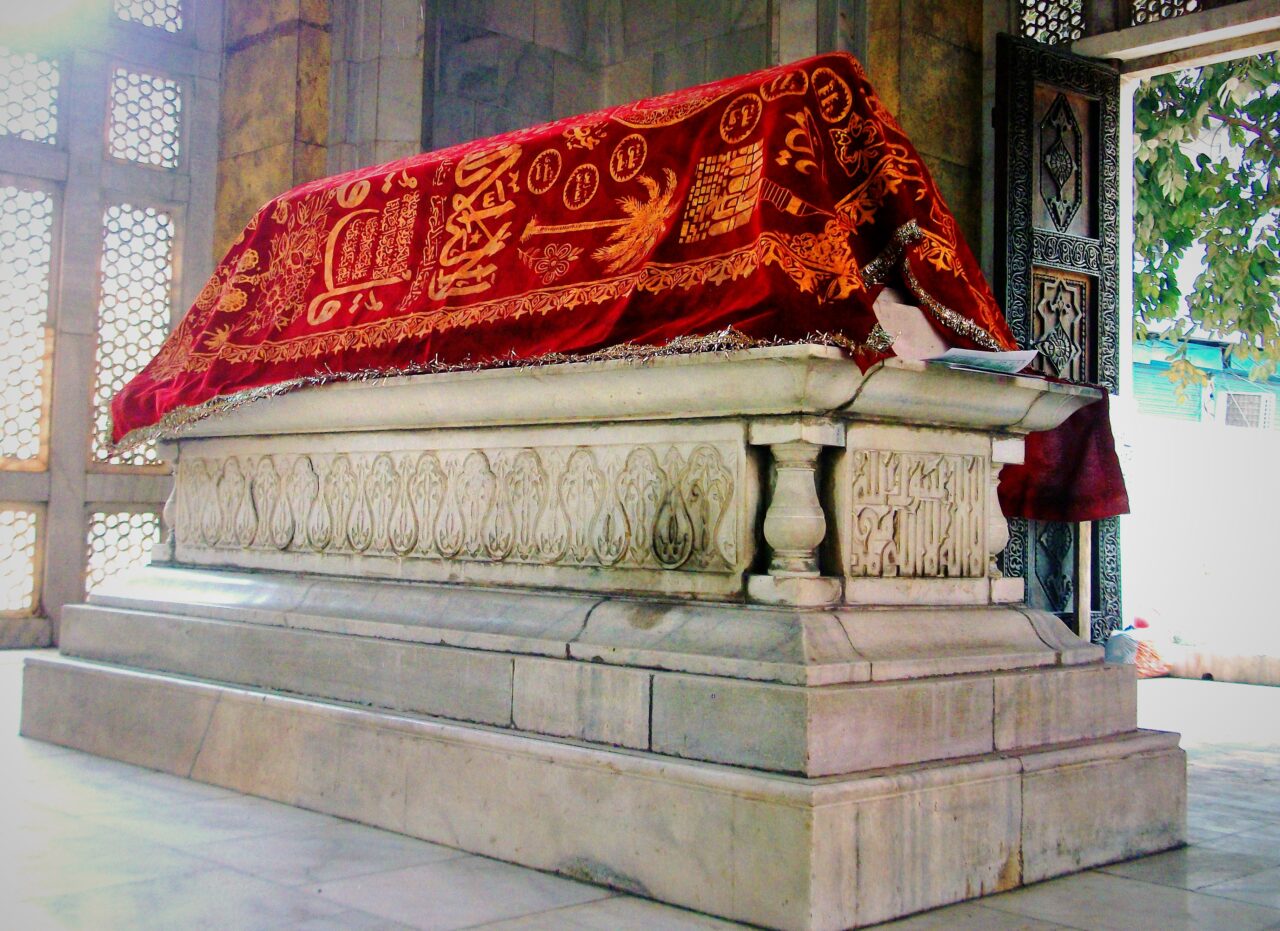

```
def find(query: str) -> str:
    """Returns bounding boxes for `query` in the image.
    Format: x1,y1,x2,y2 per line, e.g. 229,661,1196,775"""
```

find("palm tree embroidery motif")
519,170,680,274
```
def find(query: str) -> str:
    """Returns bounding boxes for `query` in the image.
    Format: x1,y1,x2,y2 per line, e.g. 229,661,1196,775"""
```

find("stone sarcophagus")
22,346,1184,931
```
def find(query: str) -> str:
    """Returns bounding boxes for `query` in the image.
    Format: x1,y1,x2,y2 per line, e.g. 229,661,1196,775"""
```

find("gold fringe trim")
108,326,894,455
861,219,1004,352
110,215,1012,454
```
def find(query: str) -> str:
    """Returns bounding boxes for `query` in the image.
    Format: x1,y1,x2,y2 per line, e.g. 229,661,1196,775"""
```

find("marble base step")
61,590,1135,777
20,655,1186,931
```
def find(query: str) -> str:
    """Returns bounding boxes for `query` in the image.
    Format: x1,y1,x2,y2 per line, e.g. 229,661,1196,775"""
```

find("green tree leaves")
1133,51,1280,380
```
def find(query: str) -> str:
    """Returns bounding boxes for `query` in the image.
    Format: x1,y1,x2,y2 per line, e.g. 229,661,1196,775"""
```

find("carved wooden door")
994,33,1121,642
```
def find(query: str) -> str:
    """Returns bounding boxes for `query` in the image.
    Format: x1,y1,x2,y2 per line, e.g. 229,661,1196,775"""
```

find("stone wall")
425,1,772,150
215,0,332,256
865,0,986,253
329,0,426,173
214,0,992,265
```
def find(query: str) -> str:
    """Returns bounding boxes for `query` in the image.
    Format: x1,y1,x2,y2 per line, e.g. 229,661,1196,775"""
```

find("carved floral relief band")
110,52,1018,450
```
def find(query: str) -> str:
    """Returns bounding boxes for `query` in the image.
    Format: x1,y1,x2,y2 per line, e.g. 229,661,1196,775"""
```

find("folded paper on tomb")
109,51,1125,521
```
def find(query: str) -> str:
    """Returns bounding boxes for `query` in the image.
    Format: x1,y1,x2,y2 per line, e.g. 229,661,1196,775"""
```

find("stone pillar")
215,0,332,257
747,417,845,606
862,0,985,252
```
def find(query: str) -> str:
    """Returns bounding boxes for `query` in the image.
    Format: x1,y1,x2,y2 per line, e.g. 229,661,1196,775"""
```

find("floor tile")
279,909,418,930
467,894,744,929
1199,864,1280,910
0,831,211,902
81,792,340,848
980,870,1280,931
315,855,614,930
1203,828,1280,861
16,865,347,931
854,900,1077,929
189,820,466,886
1100,845,1280,891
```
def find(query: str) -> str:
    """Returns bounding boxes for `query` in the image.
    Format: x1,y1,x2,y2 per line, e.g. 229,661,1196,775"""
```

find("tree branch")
1206,110,1280,161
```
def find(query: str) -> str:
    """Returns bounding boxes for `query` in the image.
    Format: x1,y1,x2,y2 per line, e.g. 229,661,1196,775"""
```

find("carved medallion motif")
1039,93,1082,232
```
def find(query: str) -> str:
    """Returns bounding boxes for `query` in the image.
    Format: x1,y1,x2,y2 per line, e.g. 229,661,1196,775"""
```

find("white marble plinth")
154,346,1100,608
58,576,1131,776
21,655,1185,931
21,347,1183,928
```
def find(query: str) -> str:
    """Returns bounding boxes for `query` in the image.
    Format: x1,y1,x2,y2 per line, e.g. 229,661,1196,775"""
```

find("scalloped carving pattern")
174,443,739,573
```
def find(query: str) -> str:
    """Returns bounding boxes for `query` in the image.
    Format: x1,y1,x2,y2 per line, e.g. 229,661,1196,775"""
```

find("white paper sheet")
924,348,1039,375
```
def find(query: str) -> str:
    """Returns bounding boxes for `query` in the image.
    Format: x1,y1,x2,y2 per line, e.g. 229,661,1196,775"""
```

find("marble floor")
3,650,1279,931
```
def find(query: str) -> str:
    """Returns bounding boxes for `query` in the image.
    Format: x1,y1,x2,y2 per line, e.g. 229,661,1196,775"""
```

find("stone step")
61,601,1137,777
19,654,1186,931
88,565,1100,688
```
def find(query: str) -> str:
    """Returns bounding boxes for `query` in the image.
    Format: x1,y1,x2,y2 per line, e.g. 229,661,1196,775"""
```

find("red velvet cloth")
999,390,1130,522
110,51,1016,447
111,51,1127,523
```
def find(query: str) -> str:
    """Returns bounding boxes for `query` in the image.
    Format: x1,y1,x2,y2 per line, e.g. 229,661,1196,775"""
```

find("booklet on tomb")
925,348,1039,375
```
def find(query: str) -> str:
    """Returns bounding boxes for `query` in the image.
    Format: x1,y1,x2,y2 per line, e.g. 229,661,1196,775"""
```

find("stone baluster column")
990,435,1024,604
747,418,844,606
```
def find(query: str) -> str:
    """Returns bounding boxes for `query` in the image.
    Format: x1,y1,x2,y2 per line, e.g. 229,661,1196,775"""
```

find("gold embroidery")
247,190,334,333
829,115,885,178
381,167,418,194
193,248,261,321
719,92,763,144
518,243,583,284
608,134,647,183
429,143,522,301
307,191,421,326
760,178,832,219
337,179,371,209
832,141,921,229
760,69,808,101
527,150,562,194
393,194,446,315
563,125,606,150
562,164,599,210
159,226,890,379
812,66,852,124
679,143,764,244
521,170,679,274
775,109,823,177
612,86,729,128
761,219,864,301
591,170,680,273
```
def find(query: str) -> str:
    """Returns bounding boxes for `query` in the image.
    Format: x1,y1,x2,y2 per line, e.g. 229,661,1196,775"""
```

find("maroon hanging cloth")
999,389,1130,522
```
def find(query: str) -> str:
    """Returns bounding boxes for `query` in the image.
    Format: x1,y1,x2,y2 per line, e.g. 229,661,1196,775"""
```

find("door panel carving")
996,34,1122,640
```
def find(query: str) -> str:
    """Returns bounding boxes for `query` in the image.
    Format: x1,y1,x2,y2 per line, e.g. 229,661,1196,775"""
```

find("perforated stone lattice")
1130,0,1201,24
113,0,184,33
86,511,159,592
1019,0,1086,44
0,47,59,144
0,186,54,464
108,67,182,169
0,508,39,615
92,204,174,465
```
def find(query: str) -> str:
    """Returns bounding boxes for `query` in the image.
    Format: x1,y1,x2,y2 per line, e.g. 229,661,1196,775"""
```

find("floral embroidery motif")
519,243,584,284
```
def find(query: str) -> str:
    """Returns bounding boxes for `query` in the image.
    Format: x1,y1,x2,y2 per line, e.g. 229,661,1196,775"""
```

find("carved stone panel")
174,441,742,578
847,450,988,579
